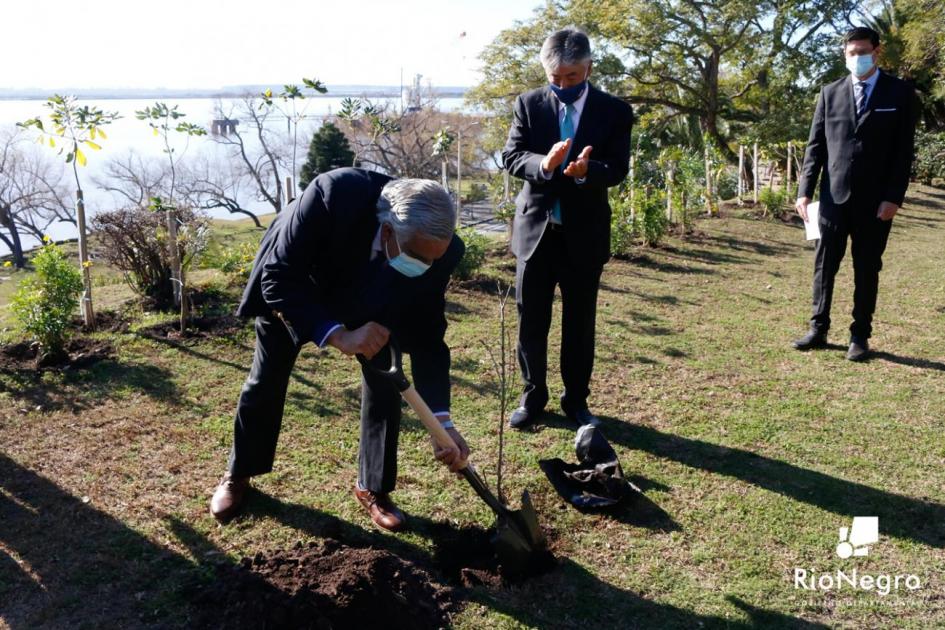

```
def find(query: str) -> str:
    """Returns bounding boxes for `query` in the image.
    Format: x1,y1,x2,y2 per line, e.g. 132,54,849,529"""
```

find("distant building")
210,119,239,135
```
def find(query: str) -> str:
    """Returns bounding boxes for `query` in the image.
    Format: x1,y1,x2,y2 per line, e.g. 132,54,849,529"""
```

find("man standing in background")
502,27,634,429
794,27,918,361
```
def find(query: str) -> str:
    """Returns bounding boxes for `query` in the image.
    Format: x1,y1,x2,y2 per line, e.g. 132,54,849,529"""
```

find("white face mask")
846,53,875,78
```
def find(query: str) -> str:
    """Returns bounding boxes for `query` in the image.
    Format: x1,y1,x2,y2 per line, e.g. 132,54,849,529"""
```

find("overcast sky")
2,0,542,89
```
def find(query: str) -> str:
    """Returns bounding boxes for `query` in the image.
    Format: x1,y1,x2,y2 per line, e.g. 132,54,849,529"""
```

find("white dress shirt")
852,69,880,115
539,85,590,182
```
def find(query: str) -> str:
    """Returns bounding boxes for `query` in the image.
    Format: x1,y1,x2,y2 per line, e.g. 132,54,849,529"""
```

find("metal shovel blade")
461,466,550,577
492,490,550,577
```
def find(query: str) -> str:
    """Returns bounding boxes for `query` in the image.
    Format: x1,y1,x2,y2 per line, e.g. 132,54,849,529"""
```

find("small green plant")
634,187,668,247
10,241,83,357
913,130,945,186
759,186,788,218
207,240,259,280
454,227,489,281
610,187,635,256
463,182,489,204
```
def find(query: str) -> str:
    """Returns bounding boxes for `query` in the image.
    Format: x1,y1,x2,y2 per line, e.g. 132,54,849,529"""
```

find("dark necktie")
855,81,869,118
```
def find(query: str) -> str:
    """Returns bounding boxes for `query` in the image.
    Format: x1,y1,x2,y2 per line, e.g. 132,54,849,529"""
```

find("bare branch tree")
336,98,490,180
93,151,171,208
210,96,288,213
176,153,262,227
0,128,73,268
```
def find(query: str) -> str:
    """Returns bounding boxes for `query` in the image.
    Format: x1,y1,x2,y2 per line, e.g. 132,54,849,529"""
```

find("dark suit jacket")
798,71,919,221
502,84,634,268
236,167,465,411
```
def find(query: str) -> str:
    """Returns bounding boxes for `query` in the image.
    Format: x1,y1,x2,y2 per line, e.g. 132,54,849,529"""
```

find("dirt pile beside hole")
192,539,457,629
0,336,113,370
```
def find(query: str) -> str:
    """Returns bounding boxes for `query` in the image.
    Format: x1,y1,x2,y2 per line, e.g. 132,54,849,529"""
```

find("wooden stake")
75,190,95,329
753,142,759,204
738,145,745,203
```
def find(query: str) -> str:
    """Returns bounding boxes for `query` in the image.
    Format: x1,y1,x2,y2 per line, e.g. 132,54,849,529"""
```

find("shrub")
10,241,83,356
92,205,210,309
205,238,260,281
759,186,789,218
913,130,945,186
610,188,635,256
634,187,668,247
463,182,488,204
454,227,488,280
716,166,739,201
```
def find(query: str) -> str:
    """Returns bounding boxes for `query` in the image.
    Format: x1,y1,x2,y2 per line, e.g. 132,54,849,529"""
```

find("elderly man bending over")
209,168,469,531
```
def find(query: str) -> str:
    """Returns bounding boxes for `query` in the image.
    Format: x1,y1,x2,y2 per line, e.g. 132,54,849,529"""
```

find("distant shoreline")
0,85,469,101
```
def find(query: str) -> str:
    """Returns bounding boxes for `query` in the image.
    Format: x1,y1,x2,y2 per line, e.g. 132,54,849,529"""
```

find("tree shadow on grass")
472,558,829,629
135,331,323,392
243,490,822,629
624,253,715,276
601,420,945,549
0,360,181,413
690,232,798,257
659,244,753,266
0,452,215,628
0,454,825,629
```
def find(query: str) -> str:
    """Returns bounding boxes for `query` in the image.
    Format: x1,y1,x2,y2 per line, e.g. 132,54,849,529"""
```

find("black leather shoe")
792,330,827,350
509,406,541,429
846,337,870,362
564,407,601,428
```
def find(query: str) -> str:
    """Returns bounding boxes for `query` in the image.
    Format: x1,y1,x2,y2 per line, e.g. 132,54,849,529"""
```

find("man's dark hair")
843,27,880,48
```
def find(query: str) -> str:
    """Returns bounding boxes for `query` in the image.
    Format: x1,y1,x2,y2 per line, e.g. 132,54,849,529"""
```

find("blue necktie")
551,103,576,224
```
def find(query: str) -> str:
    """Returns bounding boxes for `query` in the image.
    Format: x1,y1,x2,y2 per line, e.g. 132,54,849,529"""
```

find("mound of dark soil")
192,539,458,629
136,313,246,340
0,336,113,370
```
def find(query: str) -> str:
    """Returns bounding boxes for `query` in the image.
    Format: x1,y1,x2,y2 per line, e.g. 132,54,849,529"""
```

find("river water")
0,95,468,254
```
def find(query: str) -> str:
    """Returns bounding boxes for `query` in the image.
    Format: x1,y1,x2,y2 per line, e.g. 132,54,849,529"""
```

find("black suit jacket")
502,84,634,268
237,167,465,411
798,71,919,221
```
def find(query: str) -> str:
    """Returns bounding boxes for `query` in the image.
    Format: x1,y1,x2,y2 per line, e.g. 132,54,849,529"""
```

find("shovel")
357,340,549,577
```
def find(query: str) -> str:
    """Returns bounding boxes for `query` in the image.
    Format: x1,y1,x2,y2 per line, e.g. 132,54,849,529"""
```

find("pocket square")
874,108,897,112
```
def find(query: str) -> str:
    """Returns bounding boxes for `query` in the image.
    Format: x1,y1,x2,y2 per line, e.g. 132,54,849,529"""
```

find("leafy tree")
469,0,859,163
299,121,355,189
867,0,945,128
259,77,327,198
136,102,206,331
18,94,120,328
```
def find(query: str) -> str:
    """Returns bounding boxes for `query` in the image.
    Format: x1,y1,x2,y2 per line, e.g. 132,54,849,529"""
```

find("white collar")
851,69,881,90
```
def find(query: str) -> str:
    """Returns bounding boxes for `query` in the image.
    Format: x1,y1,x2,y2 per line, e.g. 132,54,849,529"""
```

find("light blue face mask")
846,53,875,78
385,233,431,278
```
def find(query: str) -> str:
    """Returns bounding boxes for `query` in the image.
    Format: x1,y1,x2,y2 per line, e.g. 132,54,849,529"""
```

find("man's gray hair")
376,178,456,242
540,27,592,71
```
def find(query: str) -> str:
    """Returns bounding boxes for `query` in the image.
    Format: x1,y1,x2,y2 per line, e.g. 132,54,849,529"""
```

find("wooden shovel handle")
400,385,469,470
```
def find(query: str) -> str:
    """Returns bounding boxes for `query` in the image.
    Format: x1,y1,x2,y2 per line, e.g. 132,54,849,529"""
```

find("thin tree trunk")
0,204,26,268
75,190,95,329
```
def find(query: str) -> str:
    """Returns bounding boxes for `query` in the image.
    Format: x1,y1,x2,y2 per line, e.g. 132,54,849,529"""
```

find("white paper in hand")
804,202,821,240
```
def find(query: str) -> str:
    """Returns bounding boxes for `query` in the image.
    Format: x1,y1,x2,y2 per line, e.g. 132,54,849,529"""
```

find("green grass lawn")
1,188,943,628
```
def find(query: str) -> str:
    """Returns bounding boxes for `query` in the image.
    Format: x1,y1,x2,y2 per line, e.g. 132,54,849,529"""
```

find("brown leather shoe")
210,474,250,522
353,485,406,532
